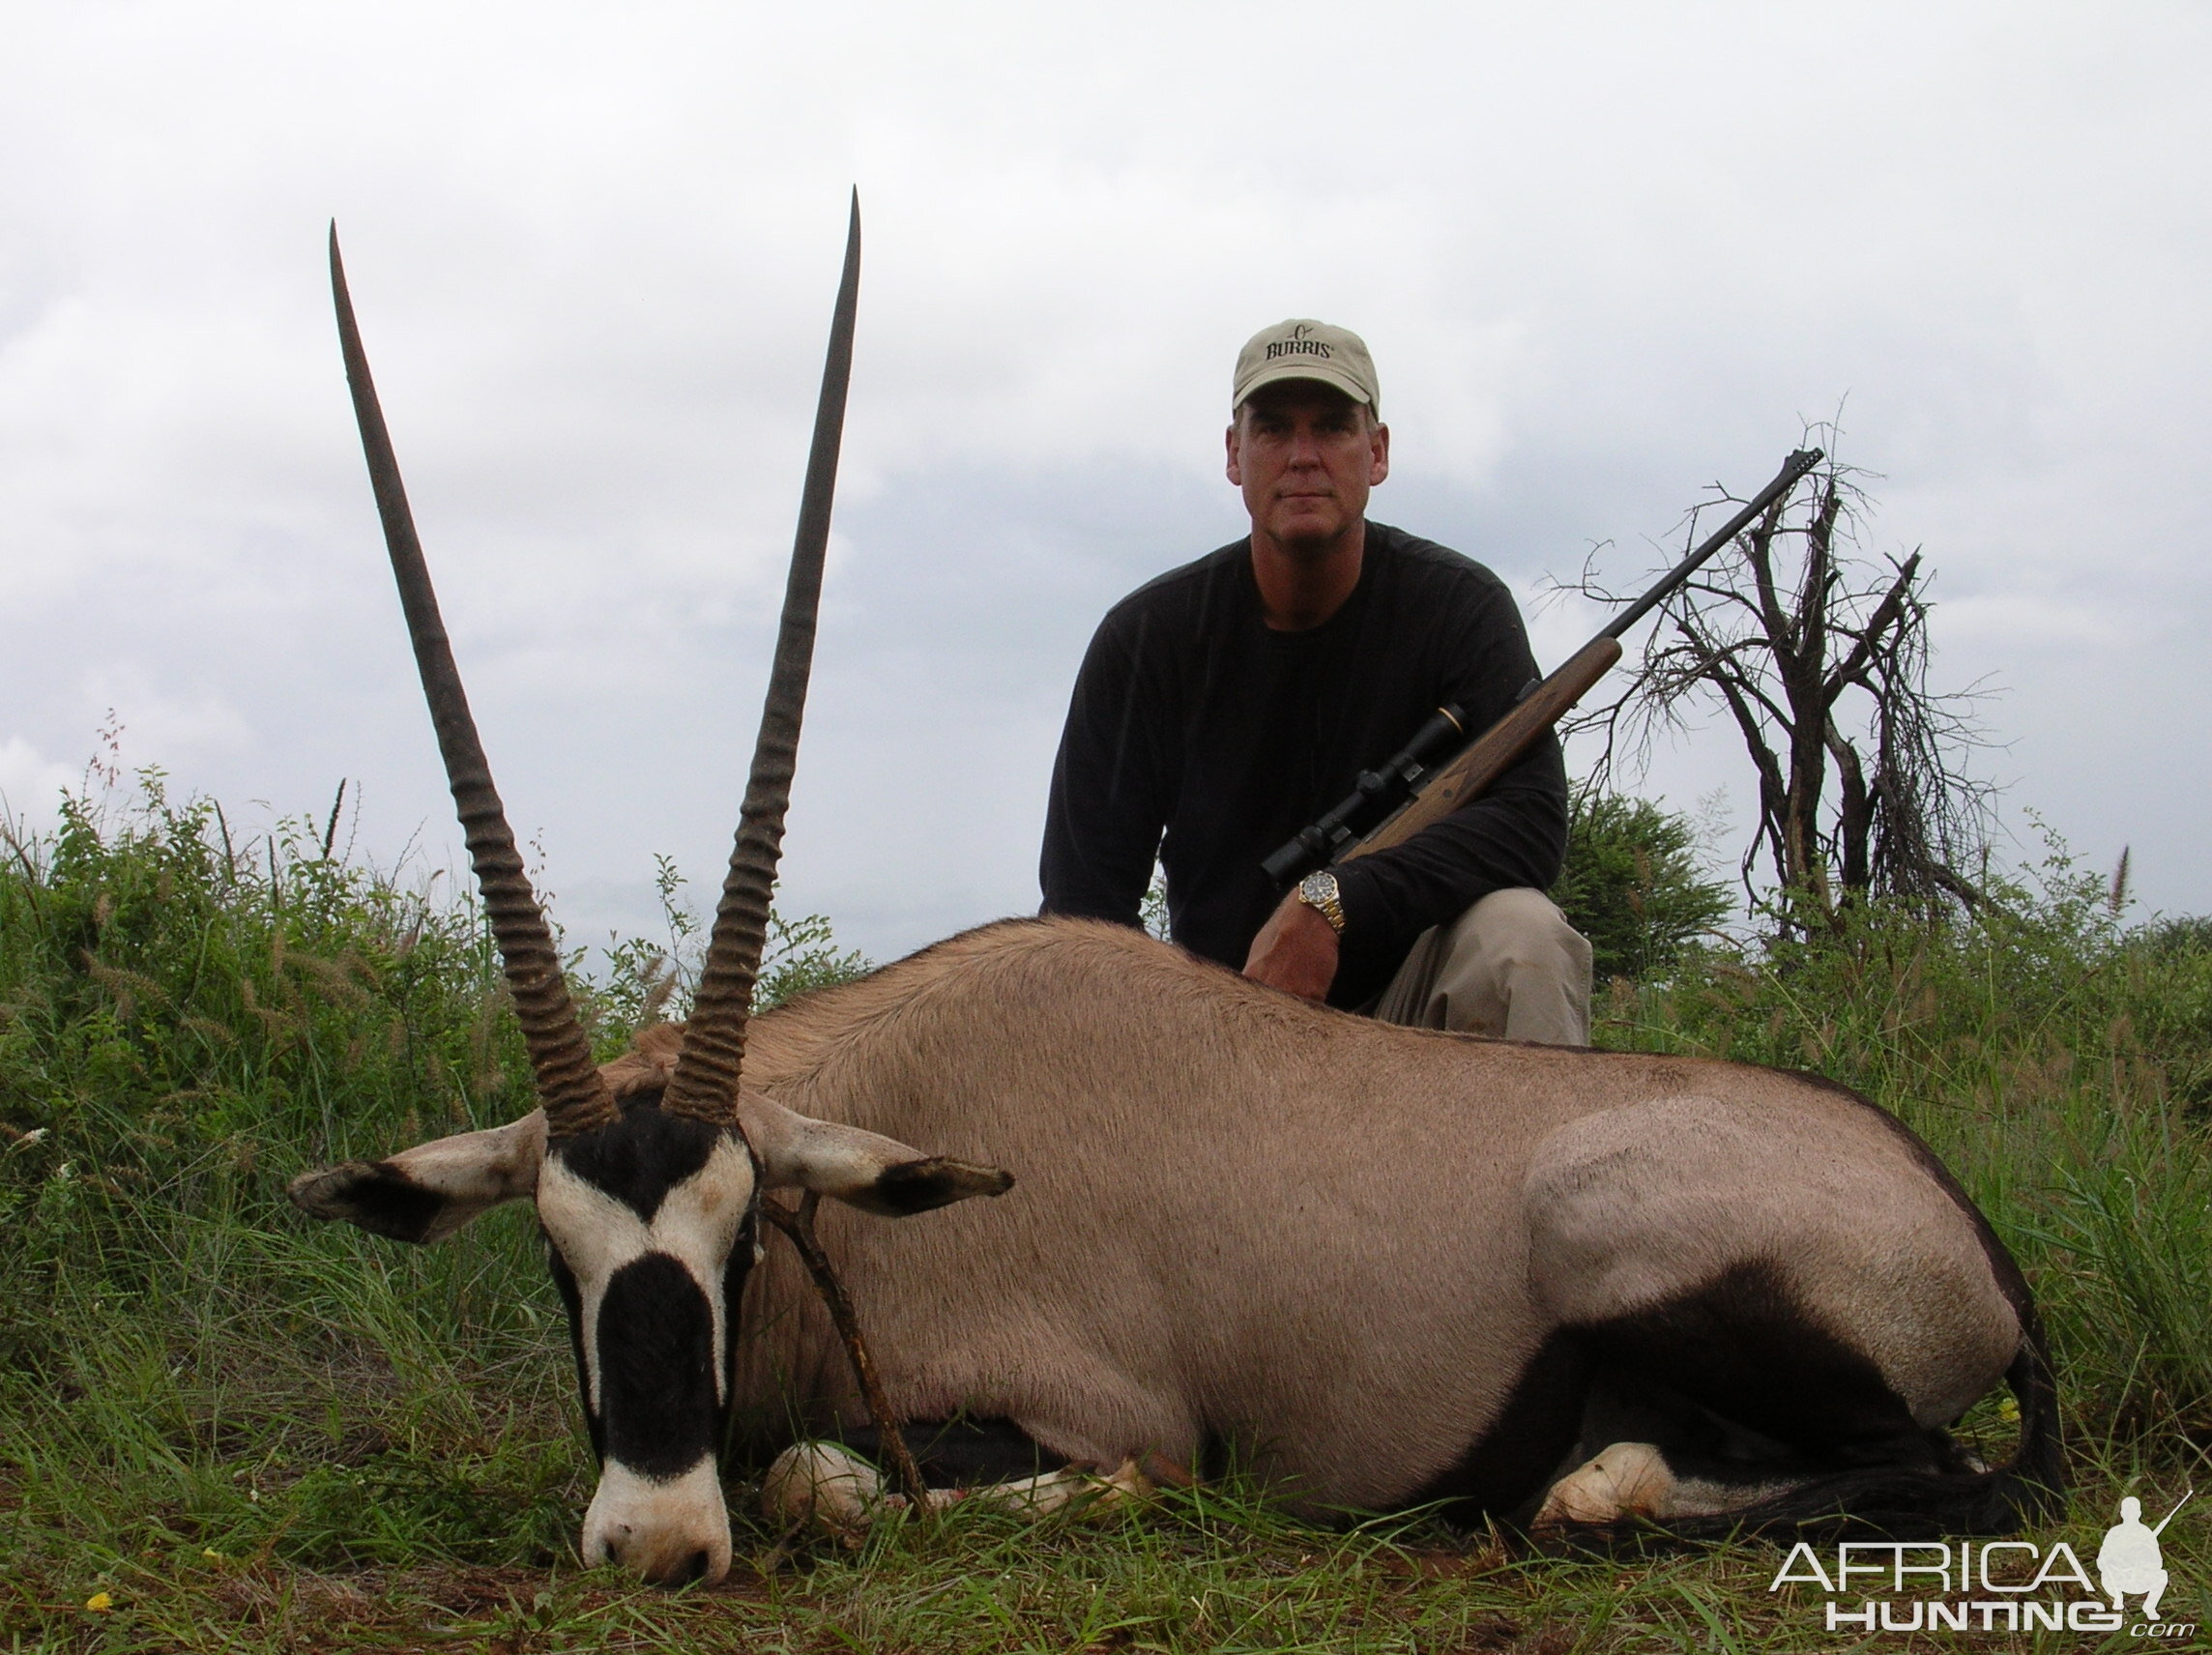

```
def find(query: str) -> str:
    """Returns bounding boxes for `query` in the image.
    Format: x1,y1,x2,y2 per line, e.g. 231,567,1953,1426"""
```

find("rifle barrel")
1280,446,1825,882
2153,1492,2193,1534
1601,447,1824,639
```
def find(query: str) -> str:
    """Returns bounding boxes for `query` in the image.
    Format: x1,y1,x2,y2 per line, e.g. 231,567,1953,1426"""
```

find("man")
1039,319,1591,1043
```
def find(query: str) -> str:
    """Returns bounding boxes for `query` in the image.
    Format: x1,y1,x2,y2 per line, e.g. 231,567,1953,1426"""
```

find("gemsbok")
291,207,2061,1584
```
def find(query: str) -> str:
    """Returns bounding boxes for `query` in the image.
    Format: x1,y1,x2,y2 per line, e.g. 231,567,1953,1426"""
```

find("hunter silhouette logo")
1767,1492,2195,1637
2101,1493,2189,1622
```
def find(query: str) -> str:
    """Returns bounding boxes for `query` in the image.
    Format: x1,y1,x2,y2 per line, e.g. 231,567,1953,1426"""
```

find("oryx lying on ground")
290,213,2060,1586
301,916,2062,1581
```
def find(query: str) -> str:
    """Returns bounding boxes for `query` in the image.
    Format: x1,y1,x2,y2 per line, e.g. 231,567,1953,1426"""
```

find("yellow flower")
84,1592,112,1612
1998,1397,2022,1423
202,1548,225,1563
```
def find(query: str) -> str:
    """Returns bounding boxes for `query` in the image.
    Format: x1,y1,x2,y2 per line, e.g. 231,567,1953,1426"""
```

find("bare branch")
1568,440,1991,925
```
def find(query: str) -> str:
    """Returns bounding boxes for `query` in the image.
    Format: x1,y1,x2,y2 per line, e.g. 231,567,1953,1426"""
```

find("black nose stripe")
597,1253,720,1478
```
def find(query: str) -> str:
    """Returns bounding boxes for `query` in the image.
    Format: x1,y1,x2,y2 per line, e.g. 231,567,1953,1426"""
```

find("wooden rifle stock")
1340,637,1620,863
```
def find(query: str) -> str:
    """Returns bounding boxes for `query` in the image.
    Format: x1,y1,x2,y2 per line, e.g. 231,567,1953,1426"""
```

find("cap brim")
1234,360,1376,411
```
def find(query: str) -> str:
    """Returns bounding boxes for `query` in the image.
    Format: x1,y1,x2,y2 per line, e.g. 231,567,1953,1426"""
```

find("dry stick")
758,1191,932,1511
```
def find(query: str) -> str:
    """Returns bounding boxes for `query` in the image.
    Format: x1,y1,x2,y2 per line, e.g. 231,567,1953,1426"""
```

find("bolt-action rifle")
1261,447,1824,887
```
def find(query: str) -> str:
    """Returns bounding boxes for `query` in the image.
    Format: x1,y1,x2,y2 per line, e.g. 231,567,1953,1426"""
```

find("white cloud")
0,737,76,835
2,0,2208,960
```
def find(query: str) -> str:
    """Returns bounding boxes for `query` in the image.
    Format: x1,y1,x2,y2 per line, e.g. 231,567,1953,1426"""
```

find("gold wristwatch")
1295,869,1347,934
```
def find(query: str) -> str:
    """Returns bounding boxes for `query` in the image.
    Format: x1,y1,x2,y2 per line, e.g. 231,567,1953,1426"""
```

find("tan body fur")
672,917,2022,1511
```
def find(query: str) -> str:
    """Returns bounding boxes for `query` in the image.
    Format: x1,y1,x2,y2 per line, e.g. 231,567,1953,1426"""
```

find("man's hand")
1241,891,1340,1002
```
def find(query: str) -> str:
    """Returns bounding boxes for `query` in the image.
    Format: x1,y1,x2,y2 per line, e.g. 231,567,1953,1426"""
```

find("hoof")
1533,1441,1675,1527
761,1441,888,1539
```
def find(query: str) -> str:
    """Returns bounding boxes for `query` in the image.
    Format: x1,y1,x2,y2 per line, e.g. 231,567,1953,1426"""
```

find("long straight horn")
329,224,617,1140
661,193,860,1127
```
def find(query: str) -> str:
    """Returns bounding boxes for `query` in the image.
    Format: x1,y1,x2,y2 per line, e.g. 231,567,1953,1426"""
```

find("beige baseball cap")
1232,319,1380,416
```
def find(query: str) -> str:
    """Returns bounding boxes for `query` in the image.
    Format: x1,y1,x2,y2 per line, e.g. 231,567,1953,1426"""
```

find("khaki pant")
1370,887,1593,1045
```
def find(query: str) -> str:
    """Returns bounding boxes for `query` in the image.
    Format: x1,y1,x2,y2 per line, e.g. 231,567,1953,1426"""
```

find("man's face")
1226,383,1390,552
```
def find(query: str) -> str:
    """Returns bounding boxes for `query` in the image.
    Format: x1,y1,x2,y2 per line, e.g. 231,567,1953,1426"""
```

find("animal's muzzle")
580,1457,733,1586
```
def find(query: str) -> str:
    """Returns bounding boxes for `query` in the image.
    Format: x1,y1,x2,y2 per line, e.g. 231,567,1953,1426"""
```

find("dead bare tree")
1562,439,1993,928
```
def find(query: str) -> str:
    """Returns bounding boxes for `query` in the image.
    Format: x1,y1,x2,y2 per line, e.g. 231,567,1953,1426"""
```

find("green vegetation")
1550,790,1732,983
3,776,2207,1650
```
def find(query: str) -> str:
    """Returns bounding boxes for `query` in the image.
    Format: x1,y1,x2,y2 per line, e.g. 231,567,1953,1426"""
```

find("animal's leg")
836,1415,1070,1485
762,1437,1156,1536
945,1458,1153,1518
1521,1276,1979,1528
1575,1263,1952,1477
1524,1097,2026,1530
1528,1367,1819,1525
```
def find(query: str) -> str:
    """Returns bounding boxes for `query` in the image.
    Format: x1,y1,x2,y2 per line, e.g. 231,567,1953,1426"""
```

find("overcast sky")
3,1,2206,966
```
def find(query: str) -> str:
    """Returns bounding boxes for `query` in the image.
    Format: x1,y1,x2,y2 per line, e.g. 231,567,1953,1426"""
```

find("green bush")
596,850,870,1031
1550,789,1732,982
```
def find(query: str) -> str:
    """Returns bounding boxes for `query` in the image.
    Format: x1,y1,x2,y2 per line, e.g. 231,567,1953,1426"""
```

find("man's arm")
1039,608,1172,928
1242,889,1341,998
1244,747,1564,1004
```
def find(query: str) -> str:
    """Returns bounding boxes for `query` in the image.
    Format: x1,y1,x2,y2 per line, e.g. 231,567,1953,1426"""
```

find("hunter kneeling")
1041,319,1591,1041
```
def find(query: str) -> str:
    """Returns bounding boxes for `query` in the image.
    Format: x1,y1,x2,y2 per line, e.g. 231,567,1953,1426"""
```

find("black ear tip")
287,1160,443,1243
932,1157,1014,1199
288,1161,375,1219
871,1156,1015,1215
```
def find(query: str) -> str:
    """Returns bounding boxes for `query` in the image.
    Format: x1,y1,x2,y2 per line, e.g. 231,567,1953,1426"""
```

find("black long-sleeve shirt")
1040,522,1569,1008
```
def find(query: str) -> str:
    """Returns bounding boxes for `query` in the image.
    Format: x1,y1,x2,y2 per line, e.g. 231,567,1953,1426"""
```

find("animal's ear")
738,1095,1012,1218
288,1112,546,1244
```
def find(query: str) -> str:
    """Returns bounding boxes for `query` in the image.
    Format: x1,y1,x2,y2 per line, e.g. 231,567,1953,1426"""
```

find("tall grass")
0,776,863,1591
2,776,2206,1650
0,775,580,1600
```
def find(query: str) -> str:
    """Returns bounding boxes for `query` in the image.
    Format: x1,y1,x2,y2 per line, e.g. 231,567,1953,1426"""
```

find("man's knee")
1401,887,1592,1045
1465,890,1590,1046
1450,887,1590,977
